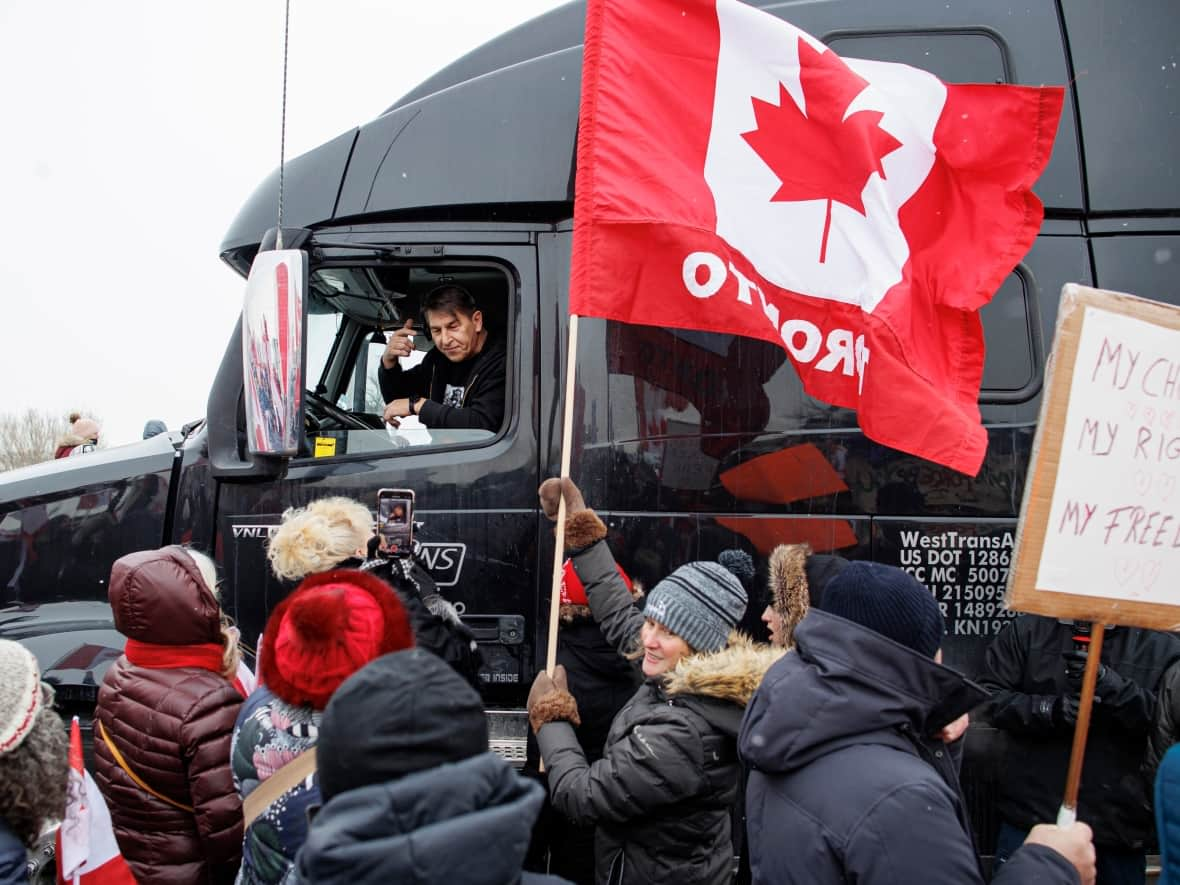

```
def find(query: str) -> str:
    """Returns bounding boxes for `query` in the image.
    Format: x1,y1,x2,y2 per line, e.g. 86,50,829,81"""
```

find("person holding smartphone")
379,284,506,432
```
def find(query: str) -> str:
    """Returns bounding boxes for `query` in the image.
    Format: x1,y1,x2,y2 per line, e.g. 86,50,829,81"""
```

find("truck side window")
826,30,1010,84
295,262,513,460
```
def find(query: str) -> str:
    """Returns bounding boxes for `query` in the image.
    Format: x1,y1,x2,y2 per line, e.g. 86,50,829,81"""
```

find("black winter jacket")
291,752,567,885
739,610,1080,885
978,615,1180,848
377,335,506,430
537,540,781,885
557,616,643,763
1148,660,1180,784
351,553,483,688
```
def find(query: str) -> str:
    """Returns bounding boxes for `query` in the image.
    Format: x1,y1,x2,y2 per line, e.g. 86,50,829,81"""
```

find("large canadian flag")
57,718,135,885
570,0,1064,475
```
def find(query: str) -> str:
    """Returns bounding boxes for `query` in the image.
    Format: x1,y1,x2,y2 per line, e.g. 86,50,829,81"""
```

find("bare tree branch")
0,410,102,472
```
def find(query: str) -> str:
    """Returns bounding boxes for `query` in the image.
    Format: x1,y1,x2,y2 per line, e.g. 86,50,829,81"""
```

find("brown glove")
527,664,581,733
538,477,605,550
538,477,588,520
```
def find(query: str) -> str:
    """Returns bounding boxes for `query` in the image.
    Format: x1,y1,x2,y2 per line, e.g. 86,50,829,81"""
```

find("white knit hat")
0,640,43,754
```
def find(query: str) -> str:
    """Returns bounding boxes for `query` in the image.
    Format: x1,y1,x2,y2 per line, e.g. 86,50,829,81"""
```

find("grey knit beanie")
644,561,747,653
0,640,43,754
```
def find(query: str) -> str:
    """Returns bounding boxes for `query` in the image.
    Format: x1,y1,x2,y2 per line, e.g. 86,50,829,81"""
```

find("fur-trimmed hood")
768,544,810,646
663,632,784,707
767,544,849,649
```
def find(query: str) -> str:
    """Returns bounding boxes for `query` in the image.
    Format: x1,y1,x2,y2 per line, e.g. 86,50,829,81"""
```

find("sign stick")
1056,623,1106,827
545,314,581,677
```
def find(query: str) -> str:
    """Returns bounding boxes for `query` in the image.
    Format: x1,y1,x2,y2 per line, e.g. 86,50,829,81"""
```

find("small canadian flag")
57,718,135,885
570,0,1064,475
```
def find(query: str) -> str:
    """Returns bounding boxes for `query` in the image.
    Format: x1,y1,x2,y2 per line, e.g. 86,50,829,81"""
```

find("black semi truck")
1,0,1177,843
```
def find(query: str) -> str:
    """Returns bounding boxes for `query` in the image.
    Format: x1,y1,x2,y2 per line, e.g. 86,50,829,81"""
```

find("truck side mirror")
241,249,308,457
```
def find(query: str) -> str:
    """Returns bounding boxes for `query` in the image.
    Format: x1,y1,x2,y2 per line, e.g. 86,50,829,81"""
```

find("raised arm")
539,477,645,657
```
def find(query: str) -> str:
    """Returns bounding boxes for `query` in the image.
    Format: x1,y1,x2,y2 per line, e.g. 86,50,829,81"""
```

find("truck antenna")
276,0,291,251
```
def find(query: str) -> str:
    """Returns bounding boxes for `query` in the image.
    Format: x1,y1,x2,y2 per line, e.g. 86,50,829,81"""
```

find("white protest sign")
1008,284,1180,628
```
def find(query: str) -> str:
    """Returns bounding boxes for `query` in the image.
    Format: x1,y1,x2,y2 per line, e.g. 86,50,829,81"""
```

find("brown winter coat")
94,547,244,885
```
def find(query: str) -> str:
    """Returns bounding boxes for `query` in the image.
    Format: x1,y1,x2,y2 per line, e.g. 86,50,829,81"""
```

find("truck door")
1059,0,1180,315
211,232,541,724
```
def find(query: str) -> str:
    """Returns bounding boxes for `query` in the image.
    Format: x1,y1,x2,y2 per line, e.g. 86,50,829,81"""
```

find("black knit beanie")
818,561,944,657
317,648,488,800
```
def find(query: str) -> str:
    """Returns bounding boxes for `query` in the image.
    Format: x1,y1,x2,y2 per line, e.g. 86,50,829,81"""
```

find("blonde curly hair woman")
267,497,373,581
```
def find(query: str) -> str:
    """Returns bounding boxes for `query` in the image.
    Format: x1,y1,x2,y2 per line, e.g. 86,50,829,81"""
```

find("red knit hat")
259,569,415,709
560,558,634,606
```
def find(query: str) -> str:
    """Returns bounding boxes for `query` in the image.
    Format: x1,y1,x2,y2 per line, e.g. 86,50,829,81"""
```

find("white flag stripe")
704,0,945,312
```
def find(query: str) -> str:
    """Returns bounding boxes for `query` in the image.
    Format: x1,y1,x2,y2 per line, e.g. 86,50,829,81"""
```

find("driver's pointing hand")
381,318,416,369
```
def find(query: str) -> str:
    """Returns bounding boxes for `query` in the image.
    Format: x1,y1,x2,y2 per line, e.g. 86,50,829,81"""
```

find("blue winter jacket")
0,820,26,885
1157,744,1180,885
739,610,1080,885
291,751,569,885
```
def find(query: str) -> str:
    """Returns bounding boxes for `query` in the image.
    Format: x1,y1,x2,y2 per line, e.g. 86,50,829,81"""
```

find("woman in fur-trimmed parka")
527,479,782,885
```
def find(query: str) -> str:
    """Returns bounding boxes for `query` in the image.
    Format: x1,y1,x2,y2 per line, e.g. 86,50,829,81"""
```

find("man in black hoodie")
292,649,568,885
739,561,1096,885
379,284,507,431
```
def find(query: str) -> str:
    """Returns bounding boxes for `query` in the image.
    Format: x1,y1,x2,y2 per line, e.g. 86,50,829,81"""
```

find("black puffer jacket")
740,611,1079,885
978,615,1180,848
557,616,643,763
291,752,566,885
537,540,781,885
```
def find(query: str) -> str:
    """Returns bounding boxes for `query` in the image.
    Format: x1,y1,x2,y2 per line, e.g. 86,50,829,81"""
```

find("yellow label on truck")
313,437,337,458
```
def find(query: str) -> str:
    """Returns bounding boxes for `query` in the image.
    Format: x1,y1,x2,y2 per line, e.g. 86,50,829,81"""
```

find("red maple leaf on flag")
742,38,903,263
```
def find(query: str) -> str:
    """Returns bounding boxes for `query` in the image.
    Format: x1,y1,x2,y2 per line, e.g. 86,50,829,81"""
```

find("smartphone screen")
377,488,415,554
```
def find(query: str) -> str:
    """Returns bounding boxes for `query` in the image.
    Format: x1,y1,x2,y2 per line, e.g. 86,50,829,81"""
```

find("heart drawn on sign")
1160,474,1178,503
1144,407,1158,427
1115,558,1140,586
1135,470,1153,497
1143,560,1163,591
1163,411,1177,432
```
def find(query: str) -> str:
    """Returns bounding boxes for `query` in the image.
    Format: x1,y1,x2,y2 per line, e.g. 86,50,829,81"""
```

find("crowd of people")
2,478,1180,884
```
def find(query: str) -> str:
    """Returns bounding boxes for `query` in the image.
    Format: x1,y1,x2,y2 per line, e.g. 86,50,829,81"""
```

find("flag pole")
1056,622,1106,826
545,314,580,677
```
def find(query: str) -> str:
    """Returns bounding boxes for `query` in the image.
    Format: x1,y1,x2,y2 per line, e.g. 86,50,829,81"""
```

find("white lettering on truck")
682,251,871,394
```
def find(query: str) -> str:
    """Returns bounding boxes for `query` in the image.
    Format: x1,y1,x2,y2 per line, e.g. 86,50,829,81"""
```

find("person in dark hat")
738,561,1096,885
527,478,782,885
231,568,415,885
291,649,567,885
761,543,847,649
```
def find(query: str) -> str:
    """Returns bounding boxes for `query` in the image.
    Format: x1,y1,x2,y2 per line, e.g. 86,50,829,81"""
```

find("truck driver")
379,284,507,432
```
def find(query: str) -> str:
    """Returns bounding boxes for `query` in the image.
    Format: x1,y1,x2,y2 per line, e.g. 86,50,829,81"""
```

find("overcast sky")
0,0,568,447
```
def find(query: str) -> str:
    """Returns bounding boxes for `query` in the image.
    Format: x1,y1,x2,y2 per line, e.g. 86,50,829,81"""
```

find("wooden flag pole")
1056,623,1106,827
545,314,581,677
538,315,579,775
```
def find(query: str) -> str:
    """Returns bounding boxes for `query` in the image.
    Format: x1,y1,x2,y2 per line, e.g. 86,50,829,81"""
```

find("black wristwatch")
411,396,425,415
